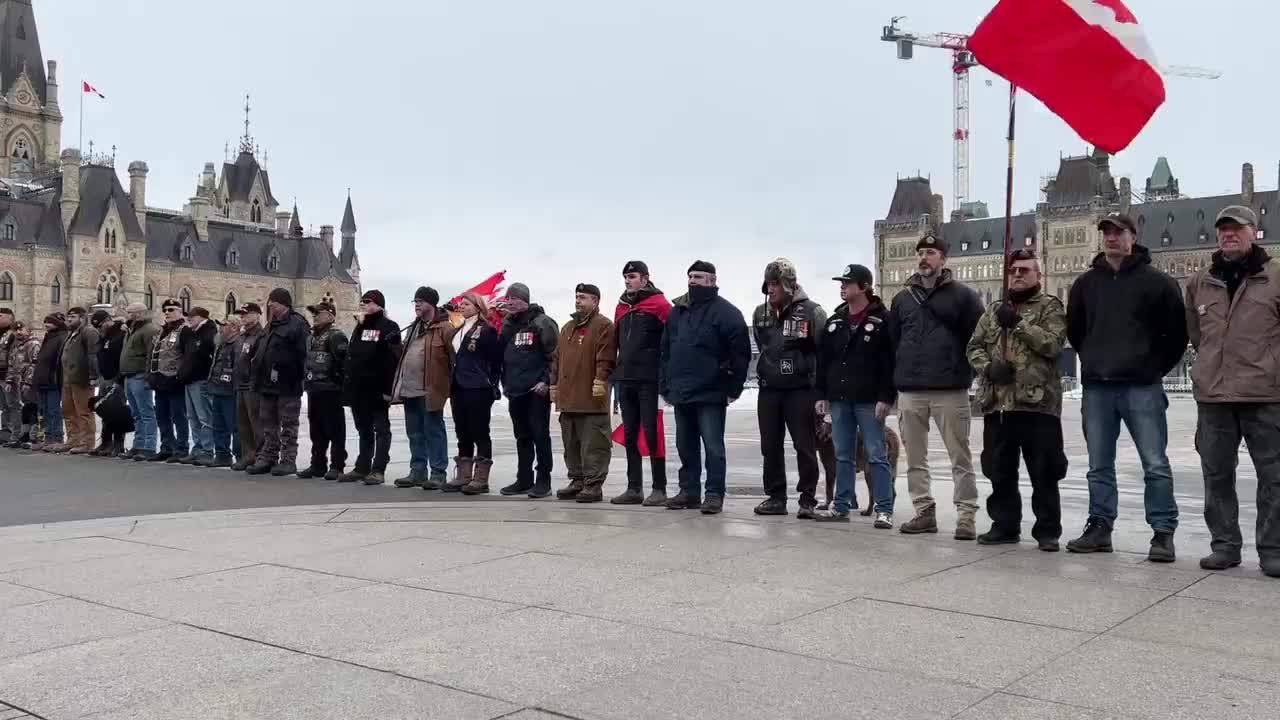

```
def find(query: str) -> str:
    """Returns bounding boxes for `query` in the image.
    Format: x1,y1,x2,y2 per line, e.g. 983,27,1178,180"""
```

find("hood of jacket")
1089,244,1153,274
615,285,671,323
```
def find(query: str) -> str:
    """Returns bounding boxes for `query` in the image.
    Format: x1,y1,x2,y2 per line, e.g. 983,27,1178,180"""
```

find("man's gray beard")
917,265,937,278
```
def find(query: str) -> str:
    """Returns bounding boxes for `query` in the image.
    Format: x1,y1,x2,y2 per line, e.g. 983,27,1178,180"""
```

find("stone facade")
0,0,361,332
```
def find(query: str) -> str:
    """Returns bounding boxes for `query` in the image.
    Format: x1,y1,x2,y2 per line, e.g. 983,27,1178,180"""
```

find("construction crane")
881,16,1222,221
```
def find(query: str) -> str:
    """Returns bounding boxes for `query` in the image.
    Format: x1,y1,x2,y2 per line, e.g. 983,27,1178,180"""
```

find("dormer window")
981,238,991,250
267,251,280,273
1198,232,1208,243
1,222,14,244
226,248,239,268
1023,235,1033,247
961,241,970,252
181,242,193,262
1161,231,1172,247
104,228,118,253
251,199,262,223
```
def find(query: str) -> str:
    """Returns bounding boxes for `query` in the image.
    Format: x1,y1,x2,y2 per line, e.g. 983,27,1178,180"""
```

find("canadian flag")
448,270,508,329
82,81,105,99
969,0,1166,153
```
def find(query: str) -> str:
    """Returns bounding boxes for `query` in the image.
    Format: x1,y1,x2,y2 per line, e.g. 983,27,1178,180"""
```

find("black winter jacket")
817,299,896,405
234,325,264,392
452,318,503,392
304,324,349,394
207,335,239,397
500,305,559,397
752,288,827,390
178,319,218,386
1067,246,1189,386
613,286,671,384
890,270,984,392
660,286,751,406
343,310,402,399
96,325,125,382
34,328,67,390
253,310,309,396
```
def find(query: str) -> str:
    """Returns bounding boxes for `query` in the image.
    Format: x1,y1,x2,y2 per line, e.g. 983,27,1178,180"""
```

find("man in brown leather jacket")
553,283,617,503
1186,205,1280,578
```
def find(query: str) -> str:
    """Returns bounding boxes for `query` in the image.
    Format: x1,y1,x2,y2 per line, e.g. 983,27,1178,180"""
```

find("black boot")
297,465,326,479
500,480,534,496
610,487,644,505
1066,519,1113,554
1148,529,1176,563
665,491,701,510
753,497,788,516
528,476,552,499
977,527,1022,545
1199,550,1241,570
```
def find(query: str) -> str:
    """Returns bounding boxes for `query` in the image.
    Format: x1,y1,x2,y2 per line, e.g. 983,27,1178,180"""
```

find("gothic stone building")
875,148,1277,377
0,0,362,329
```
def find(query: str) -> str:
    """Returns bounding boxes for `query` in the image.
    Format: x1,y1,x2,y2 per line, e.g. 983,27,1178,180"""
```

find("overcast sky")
40,0,1278,322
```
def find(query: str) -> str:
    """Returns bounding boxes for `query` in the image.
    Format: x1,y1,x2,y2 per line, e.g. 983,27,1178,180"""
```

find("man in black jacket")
498,282,559,498
1066,213,1188,561
91,311,126,456
178,307,218,464
249,288,309,477
301,301,349,480
148,301,190,461
660,261,752,515
610,260,673,506
890,233,985,539
815,264,896,526
232,303,264,471
342,289,401,485
33,313,68,450
752,258,828,517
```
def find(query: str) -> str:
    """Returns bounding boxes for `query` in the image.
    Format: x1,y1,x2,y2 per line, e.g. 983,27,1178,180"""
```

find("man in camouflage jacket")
967,249,1068,550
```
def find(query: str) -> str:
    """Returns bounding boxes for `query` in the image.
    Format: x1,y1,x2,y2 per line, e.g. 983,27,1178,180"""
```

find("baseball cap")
1215,205,1258,228
235,302,263,316
832,263,874,286
1097,213,1138,234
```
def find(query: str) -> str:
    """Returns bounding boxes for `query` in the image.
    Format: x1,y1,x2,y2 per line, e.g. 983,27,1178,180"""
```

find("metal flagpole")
79,84,83,152
999,83,1017,358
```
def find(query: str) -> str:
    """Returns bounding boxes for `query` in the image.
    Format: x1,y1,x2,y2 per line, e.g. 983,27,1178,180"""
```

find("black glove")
986,360,1016,385
996,303,1021,329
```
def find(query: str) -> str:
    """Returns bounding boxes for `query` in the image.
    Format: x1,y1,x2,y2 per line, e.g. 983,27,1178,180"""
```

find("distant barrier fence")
1060,377,1194,395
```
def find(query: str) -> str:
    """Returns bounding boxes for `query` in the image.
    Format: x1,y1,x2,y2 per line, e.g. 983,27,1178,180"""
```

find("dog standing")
816,410,900,513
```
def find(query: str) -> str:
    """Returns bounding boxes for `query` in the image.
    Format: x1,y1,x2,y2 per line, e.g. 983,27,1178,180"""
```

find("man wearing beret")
1067,212,1187,561
1186,205,1280,578
553,283,617,503
890,233,985,540
661,260,751,514
391,286,456,489
498,282,560,498
343,289,402,485
249,288,310,476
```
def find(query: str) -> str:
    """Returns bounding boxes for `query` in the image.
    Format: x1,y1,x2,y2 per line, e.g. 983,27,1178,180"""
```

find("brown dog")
816,415,900,514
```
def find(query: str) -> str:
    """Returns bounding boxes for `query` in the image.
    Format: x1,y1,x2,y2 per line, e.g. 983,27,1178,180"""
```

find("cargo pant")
1,379,19,438
559,412,612,487
898,389,979,517
1196,402,1280,564
257,393,301,466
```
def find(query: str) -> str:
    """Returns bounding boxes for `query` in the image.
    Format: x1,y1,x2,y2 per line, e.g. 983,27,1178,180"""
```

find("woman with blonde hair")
445,292,504,494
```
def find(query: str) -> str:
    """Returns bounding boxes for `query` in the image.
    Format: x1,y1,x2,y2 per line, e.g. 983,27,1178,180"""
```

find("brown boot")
445,456,474,493
899,506,938,535
461,458,492,495
954,515,977,541
576,481,604,503
556,478,585,500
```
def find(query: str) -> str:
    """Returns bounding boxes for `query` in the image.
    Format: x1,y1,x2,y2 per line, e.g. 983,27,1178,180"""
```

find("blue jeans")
674,403,728,498
831,402,894,514
208,391,239,459
185,381,214,458
1082,383,1178,531
124,375,156,452
155,387,188,455
402,396,448,479
37,388,63,442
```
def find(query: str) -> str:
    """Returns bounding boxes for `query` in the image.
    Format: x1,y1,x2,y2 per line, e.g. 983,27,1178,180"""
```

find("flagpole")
79,84,84,152
999,83,1017,359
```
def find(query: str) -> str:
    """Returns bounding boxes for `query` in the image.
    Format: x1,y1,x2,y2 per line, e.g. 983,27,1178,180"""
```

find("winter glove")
996,303,1022,329
986,360,1016,385
592,379,607,398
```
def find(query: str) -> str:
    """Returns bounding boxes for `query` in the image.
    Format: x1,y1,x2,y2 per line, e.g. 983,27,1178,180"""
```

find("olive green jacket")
967,291,1067,416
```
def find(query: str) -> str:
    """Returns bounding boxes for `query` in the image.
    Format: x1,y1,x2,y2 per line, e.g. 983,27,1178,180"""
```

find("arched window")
181,241,193,262
225,292,237,317
104,227,118,253
50,275,61,304
0,272,12,301
144,284,154,309
251,199,262,223
267,250,280,273
1,222,14,244
11,137,29,160
178,287,192,313
97,270,120,305
226,247,239,268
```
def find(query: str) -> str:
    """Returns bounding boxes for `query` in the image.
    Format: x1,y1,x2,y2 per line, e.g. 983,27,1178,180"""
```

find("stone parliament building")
875,148,1275,377
0,0,361,329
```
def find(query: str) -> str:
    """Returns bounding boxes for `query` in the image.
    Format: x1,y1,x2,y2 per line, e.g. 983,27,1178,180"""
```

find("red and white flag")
969,0,1165,153
82,81,105,99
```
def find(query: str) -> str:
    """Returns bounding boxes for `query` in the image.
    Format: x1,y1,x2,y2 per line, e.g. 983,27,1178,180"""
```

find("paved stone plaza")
0,395,1276,719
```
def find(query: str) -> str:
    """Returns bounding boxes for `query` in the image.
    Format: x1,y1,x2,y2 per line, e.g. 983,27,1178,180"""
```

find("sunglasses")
1008,266,1037,276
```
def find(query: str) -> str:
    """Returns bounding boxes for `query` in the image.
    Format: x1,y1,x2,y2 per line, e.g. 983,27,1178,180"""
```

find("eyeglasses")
1008,266,1037,276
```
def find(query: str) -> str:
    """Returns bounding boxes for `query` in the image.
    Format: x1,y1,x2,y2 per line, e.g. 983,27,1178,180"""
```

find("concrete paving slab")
401,606,714,706
1111,595,1280,660
408,550,663,607
95,564,371,622
282,537,520,582
332,504,687,530
118,509,343,538
195,583,520,668
1010,636,1280,720
0,581,57,610
116,523,397,563
79,655,519,720
970,549,1208,592
868,566,1170,632
0,536,153,574
952,693,1112,720
1176,572,1280,608
0,624,308,719
0,598,168,660
746,598,1091,689
544,519,796,570
400,518,635,551
0,546,250,597
543,641,989,720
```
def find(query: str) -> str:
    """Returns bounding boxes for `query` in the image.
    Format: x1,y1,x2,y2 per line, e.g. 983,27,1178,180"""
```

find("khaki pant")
559,412,613,484
898,389,978,516
61,383,96,449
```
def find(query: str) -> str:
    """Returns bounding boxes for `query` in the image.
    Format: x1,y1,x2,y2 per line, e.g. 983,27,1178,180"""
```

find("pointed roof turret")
341,192,357,235
0,0,48,103
289,203,302,236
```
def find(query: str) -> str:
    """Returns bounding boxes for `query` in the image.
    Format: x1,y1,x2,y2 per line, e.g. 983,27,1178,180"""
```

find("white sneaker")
874,512,893,529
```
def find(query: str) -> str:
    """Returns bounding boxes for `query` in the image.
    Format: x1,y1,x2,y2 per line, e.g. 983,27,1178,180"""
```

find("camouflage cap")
762,257,798,294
